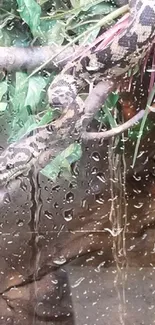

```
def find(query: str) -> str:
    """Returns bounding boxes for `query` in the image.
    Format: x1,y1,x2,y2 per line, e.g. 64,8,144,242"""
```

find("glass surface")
0,0,155,324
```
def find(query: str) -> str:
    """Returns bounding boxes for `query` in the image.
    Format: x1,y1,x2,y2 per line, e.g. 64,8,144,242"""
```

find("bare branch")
82,110,145,140
0,45,77,72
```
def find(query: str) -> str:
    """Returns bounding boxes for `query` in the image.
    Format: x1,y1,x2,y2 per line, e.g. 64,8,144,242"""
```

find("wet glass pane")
0,0,155,324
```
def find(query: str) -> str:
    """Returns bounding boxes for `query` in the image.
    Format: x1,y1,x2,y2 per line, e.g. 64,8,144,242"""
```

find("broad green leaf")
9,115,38,142
87,2,114,15
10,72,28,112
40,20,65,45
24,76,47,112
16,0,41,36
38,108,58,125
70,0,80,8
79,0,114,12
8,72,49,142
80,0,91,6
66,143,82,164
41,143,82,181
0,29,11,46
0,102,7,111
37,0,49,4
10,72,28,116
45,21,65,45
1,0,17,11
9,108,56,142
0,81,8,101
9,72,29,139
9,106,58,142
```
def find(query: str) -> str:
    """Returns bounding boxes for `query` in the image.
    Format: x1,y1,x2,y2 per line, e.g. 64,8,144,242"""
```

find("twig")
82,110,145,140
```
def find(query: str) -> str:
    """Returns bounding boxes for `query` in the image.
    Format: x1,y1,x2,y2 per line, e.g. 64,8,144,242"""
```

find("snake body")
48,0,155,107
0,0,155,185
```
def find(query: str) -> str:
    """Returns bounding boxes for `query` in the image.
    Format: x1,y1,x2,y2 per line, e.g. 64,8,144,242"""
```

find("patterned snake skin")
0,0,155,185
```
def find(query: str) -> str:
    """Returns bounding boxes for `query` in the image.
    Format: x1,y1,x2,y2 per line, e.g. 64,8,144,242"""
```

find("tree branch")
82,110,145,140
0,45,77,72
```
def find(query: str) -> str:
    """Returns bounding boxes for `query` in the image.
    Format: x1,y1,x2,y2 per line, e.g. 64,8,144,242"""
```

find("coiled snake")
0,0,155,186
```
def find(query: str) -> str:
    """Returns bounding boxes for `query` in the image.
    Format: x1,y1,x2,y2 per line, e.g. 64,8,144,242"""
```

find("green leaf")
66,143,82,164
0,81,8,101
86,2,114,15
132,84,155,167
24,76,47,112
9,72,29,139
10,72,28,113
0,29,11,46
39,20,65,45
41,143,82,181
70,0,80,8
0,102,7,111
37,0,49,4
80,0,92,6
38,108,57,125
16,0,41,36
9,115,38,142
8,73,48,141
1,0,17,11
9,107,57,142
96,92,119,127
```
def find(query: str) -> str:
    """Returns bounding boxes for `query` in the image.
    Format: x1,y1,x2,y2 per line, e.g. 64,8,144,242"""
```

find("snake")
0,0,155,186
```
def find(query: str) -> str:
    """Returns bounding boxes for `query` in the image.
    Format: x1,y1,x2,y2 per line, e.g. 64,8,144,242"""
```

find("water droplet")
47,197,52,203
63,208,73,221
71,277,85,288
45,211,53,220
0,146,4,153
53,256,66,265
7,23,14,31
3,194,11,204
78,215,86,221
53,202,59,208
52,185,60,192
97,172,106,183
17,219,24,227
97,250,104,256
95,193,104,204
91,167,97,174
92,152,100,162
95,261,106,273
71,162,79,176
133,174,141,181
89,179,101,194
134,202,144,208
13,232,20,237
65,192,74,203
81,199,87,208
20,182,27,192
131,215,137,220
69,181,77,189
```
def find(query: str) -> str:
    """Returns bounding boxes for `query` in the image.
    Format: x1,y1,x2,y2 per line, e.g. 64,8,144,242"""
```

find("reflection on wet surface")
1,96,155,324
0,133,155,325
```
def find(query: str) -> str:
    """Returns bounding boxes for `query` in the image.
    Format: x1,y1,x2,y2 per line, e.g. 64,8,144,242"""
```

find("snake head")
47,74,78,110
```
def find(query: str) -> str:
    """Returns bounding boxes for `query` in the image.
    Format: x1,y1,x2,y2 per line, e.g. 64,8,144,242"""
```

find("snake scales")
0,0,155,186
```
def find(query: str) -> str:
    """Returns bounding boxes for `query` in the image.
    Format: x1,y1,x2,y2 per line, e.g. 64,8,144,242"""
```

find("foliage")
41,143,82,181
0,0,120,181
0,0,153,181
